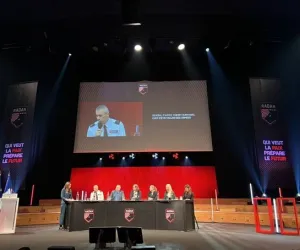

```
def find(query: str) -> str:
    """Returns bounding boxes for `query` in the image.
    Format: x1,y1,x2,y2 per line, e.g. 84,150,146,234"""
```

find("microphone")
96,122,103,137
98,122,103,129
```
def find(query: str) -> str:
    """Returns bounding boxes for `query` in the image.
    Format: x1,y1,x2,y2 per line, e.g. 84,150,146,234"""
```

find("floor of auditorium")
1,223,299,250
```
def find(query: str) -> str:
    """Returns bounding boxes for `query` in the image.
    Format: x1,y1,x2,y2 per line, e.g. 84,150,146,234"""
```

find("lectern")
0,193,19,234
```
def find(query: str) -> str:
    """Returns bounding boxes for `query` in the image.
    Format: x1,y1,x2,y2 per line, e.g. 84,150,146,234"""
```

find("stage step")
19,206,60,213
17,212,59,226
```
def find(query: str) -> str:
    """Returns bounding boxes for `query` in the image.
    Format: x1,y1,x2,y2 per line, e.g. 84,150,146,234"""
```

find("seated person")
110,185,125,201
148,185,158,200
130,184,142,201
90,185,104,201
182,184,194,200
164,184,176,200
87,105,126,137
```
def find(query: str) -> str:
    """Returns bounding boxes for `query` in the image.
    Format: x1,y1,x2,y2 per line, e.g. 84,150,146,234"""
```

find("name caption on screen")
152,113,195,120
2,143,24,164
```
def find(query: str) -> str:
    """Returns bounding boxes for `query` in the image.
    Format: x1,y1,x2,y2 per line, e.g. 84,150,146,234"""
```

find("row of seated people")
93,184,194,201
61,182,194,202
59,182,194,229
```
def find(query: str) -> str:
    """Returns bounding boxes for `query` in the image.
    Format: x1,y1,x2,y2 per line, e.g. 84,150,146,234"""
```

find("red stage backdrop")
70,166,217,198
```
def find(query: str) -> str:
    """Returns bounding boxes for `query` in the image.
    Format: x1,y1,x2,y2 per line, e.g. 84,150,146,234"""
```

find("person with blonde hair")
164,184,176,200
59,182,73,230
130,184,142,201
148,185,158,200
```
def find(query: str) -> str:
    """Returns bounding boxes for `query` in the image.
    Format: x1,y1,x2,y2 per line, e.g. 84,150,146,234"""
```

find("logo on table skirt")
84,209,94,223
260,103,278,125
11,107,27,129
138,83,148,95
124,208,135,222
165,209,175,223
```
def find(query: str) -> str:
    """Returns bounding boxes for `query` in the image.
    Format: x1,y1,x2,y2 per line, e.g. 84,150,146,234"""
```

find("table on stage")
65,200,195,232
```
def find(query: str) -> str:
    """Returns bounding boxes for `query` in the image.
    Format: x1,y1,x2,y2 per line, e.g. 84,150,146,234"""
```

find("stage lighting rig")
109,154,115,160
152,153,158,159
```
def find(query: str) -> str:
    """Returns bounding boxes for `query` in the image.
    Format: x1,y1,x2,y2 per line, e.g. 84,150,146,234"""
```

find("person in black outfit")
183,184,194,200
148,185,158,200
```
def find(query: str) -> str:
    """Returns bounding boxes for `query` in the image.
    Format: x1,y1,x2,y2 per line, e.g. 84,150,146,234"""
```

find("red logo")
165,209,175,223
124,208,134,222
84,209,94,223
138,84,148,95
10,107,27,129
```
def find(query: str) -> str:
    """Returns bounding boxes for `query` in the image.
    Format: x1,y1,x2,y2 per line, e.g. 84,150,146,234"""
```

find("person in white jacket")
90,185,104,201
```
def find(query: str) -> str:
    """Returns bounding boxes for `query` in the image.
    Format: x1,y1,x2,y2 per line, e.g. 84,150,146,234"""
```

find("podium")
0,194,19,234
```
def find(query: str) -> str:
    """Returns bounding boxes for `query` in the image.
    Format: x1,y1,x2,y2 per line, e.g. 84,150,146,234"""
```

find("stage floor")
0,223,299,250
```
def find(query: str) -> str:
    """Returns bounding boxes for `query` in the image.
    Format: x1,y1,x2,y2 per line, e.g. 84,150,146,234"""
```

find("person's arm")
87,127,93,137
190,193,194,200
70,190,73,200
153,191,158,200
172,192,176,200
137,191,141,201
130,191,133,200
163,192,168,200
110,191,114,201
90,192,94,200
119,122,126,136
99,191,104,201
61,189,65,200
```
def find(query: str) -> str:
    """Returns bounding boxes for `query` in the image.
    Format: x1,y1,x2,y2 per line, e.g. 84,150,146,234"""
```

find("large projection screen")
73,81,212,153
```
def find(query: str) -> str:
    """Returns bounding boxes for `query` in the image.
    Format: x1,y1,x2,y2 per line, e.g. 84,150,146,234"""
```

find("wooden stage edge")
16,198,300,229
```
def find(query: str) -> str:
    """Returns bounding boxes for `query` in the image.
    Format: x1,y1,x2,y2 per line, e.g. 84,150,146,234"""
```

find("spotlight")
297,193,300,197
122,157,125,160
129,153,135,159
68,53,72,56
162,157,165,160
109,154,115,160
99,157,102,161
205,48,209,52
177,44,185,50
262,193,267,197
185,156,188,159
134,44,142,51
152,153,158,159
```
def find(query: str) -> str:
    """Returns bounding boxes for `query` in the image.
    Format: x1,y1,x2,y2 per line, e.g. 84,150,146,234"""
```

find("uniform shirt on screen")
86,118,126,137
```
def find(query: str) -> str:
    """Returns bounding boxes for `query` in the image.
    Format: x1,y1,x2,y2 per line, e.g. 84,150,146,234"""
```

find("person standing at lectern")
130,184,142,201
90,185,104,201
164,184,176,200
59,182,73,230
182,184,194,200
110,185,125,201
148,185,158,200
86,105,126,137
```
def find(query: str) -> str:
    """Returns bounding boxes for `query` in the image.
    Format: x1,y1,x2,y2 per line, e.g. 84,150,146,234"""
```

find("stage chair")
48,247,75,250
89,227,116,249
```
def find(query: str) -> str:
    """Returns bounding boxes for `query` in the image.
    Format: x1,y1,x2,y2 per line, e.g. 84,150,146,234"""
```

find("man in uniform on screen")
86,105,126,137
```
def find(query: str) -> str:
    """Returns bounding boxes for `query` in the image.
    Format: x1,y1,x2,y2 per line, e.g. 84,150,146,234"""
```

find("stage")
1,223,299,250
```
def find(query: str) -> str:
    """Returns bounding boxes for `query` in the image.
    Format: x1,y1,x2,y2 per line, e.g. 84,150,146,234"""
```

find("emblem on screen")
165,209,175,223
260,103,278,125
138,84,148,95
84,209,94,223
10,107,27,129
124,208,135,222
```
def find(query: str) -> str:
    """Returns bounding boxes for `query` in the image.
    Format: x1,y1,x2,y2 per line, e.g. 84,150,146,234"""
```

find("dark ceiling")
0,0,299,53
